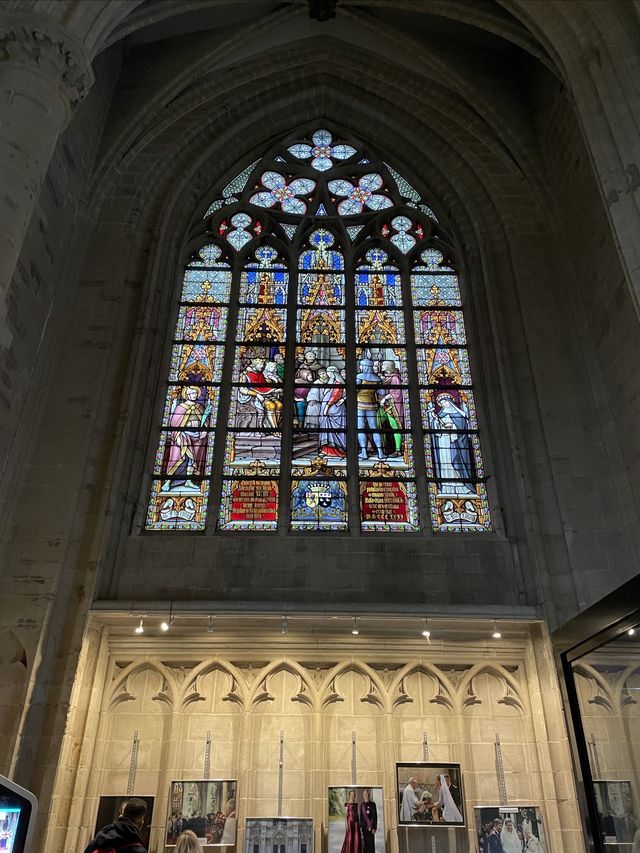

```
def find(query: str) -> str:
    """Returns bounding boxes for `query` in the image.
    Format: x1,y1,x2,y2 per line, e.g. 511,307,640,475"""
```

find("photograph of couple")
474,806,547,852
396,763,465,827
328,787,385,853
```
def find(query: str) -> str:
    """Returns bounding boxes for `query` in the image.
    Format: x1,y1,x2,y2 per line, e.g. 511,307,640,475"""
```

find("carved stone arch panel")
573,662,616,714
108,658,178,709
178,658,247,710
248,659,318,711
456,662,526,716
617,664,640,711
246,660,315,812
319,661,388,713
390,662,456,713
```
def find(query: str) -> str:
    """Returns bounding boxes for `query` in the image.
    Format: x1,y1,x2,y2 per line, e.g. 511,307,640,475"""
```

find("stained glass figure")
412,250,491,532
146,243,231,530
147,127,492,535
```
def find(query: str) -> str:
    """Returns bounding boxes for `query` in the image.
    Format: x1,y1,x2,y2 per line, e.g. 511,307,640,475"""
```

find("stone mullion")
312,706,324,853
382,701,399,853
278,239,298,533
344,238,360,533
237,704,254,829
400,247,431,533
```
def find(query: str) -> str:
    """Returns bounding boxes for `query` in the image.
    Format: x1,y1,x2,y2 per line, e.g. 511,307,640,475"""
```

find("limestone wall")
47,620,581,853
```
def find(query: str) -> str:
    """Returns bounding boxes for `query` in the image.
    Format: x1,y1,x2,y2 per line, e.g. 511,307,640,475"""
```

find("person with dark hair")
84,797,148,853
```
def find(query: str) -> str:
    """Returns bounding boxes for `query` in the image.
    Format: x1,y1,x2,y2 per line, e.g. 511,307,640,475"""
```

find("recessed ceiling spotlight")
135,616,144,635
351,617,359,636
161,604,174,632
492,621,501,639
628,627,636,636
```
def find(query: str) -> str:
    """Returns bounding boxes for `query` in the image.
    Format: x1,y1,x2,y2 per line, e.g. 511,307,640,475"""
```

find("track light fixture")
351,617,359,636
492,621,501,639
161,604,173,632
135,616,144,635
281,616,288,635
207,615,215,634
421,618,431,639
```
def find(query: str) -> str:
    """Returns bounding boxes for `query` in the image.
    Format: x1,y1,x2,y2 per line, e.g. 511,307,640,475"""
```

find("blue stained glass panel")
181,268,232,303
240,268,289,305
410,273,461,307
355,268,401,307
290,477,348,530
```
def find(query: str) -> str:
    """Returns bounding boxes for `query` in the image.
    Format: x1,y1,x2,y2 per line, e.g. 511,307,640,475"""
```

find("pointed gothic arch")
144,125,493,534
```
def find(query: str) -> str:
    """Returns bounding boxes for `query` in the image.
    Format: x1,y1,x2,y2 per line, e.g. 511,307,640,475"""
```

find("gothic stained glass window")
145,127,493,533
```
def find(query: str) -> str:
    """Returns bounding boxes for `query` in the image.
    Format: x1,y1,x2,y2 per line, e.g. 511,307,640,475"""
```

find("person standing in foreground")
84,797,148,853
176,829,204,852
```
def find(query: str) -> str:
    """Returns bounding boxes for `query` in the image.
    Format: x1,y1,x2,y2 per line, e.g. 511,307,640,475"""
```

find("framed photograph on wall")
474,805,547,853
166,779,237,848
593,780,637,845
396,763,464,827
94,795,155,850
328,786,385,853
245,817,313,853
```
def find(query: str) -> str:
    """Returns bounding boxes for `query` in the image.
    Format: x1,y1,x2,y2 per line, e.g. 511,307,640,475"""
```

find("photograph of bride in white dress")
396,763,465,827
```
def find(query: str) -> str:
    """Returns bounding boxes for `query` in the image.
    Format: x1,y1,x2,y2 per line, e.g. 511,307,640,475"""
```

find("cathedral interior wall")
0,8,639,851
46,618,582,853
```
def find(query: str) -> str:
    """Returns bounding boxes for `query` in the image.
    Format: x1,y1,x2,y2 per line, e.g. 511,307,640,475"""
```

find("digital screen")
0,806,21,852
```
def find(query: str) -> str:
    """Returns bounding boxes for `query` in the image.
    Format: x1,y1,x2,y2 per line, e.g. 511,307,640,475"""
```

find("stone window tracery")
145,128,492,534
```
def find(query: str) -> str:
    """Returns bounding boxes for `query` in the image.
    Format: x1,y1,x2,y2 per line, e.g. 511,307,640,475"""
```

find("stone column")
0,14,93,348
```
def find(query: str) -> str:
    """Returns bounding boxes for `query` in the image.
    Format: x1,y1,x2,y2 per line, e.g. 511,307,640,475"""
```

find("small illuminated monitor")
0,775,37,853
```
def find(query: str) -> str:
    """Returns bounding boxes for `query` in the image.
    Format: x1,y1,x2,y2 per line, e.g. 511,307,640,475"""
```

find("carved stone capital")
0,14,94,107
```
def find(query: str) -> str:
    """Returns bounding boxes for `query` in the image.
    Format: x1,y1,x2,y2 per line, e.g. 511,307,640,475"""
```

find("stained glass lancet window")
145,127,493,533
